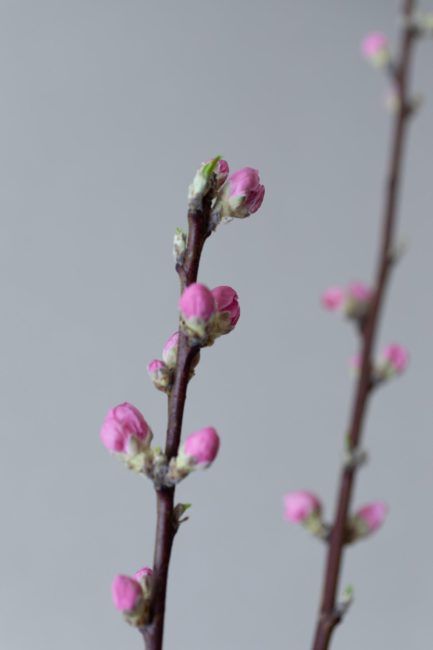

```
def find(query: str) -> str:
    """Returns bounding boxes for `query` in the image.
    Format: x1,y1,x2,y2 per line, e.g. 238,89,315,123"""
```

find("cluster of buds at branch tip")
361,32,391,68
322,282,372,325
187,156,265,231
179,283,240,345
351,343,409,385
112,567,153,626
349,502,388,542
283,491,328,540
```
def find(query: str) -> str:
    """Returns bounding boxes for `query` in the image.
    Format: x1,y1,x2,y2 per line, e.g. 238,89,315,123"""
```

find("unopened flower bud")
214,159,229,189
221,167,265,219
134,566,153,583
361,32,391,67
376,343,409,380
147,359,172,393
134,567,153,597
173,228,187,264
321,287,344,311
283,491,322,524
100,403,152,454
112,575,143,614
352,502,388,540
162,331,180,369
188,155,222,207
211,286,241,336
176,427,220,473
179,283,216,341
344,282,372,319
322,282,372,321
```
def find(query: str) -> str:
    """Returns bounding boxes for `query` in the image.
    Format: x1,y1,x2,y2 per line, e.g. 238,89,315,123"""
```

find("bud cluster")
321,282,372,323
351,343,409,384
179,283,240,346
283,491,388,543
100,402,220,485
188,156,265,231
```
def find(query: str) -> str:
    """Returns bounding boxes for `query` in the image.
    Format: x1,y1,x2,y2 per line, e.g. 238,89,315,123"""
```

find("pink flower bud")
381,343,409,374
147,359,172,393
162,331,180,368
211,286,241,334
347,282,372,303
322,282,372,320
214,159,229,188
134,566,153,582
179,283,216,340
283,491,321,523
179,283,215,321
182,427,220,467
361,32,390,67
112,575,142,613
355,502,388,534
100,403,152,453
344,281,372,319
222,167,265,219
321,287,344,311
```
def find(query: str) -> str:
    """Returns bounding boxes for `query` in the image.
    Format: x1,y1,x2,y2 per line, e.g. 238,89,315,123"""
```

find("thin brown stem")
311,2,417,649
142,193,213,650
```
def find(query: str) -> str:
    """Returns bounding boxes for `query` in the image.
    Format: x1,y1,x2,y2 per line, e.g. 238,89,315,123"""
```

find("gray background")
1,1,432,649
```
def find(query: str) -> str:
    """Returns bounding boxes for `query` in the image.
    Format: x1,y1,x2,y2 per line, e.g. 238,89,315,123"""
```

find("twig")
311,2,418,648
142,193,213,650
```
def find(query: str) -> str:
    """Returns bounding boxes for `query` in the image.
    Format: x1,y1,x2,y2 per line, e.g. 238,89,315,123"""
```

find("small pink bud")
222,167,265,219
322,282,372,320
214,159,229,188
381,343,409,374
344,281,372,319
283,491,321,523
182,427,220,467
211,286,241,334
100,403,152,453
347,282,372,303
147,359,172,393
134,566,153,582
321,287,344,311
162,331,180,368
355,502,388,535
112,575,142,613
361,32,390,67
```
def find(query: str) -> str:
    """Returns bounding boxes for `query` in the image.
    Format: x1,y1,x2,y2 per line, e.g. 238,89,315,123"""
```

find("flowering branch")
311,2,418,648
100,159,264,650
283,0,425,647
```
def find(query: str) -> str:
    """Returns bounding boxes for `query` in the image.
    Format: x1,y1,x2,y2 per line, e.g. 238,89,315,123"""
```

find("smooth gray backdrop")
1,1,432,649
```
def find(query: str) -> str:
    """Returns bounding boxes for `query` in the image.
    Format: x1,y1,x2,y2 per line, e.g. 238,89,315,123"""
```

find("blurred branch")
311,2,418,649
